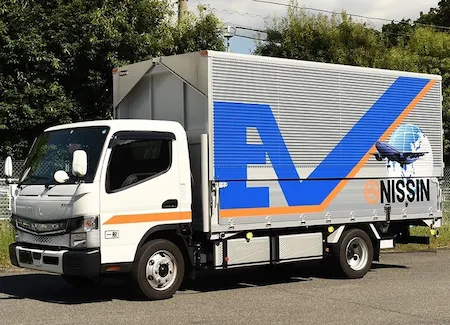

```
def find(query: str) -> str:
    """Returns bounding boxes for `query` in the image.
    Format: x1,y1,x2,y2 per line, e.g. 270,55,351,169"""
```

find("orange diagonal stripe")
103,211,191,225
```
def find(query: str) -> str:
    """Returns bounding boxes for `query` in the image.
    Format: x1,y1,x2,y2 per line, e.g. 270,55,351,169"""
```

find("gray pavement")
1,250,450,325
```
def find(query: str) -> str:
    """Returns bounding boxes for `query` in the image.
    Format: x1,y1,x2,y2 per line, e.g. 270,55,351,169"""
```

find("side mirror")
72,150,87,177
4,156,12,178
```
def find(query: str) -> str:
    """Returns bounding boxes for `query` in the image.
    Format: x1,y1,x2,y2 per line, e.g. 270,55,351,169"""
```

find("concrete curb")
381,247,450,254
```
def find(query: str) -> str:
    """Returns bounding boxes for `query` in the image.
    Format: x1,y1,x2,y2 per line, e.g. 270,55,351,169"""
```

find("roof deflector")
112,59,154,109
157,52,208,97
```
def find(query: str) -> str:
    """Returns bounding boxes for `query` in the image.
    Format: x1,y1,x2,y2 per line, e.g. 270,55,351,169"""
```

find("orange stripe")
220,79,437,219
103,211,191,225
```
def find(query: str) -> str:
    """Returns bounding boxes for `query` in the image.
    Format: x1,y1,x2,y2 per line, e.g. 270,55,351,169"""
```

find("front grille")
17,230,70,247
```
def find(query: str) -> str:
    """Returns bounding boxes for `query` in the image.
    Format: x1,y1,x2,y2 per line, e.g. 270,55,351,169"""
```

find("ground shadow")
0,260,409,305
179,260,409,293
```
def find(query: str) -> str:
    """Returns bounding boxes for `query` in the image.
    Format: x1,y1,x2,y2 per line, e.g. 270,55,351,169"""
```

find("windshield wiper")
18,175,51,187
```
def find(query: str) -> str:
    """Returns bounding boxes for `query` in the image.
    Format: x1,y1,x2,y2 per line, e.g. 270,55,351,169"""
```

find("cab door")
99,131,183,265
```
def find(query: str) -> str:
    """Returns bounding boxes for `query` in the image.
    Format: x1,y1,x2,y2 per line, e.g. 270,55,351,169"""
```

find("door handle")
162,199,178,209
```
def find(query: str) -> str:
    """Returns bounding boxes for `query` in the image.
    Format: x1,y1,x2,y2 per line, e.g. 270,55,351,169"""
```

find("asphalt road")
1,250,450,325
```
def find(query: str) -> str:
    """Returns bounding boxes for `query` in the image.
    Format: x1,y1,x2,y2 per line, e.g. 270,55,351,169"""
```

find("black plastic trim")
10,214,83,235
222,240,228,268
108,131,176,148
9,243,101,277
9,243,19,267
134,224,193,263
162,199,178,209
62,249,101,276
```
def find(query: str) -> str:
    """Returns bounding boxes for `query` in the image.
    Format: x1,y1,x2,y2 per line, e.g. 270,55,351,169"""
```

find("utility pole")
223,26,236,52
178,0,188,23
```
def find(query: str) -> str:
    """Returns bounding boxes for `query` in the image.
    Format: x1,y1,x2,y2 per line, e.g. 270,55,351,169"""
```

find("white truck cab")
7,120,193,298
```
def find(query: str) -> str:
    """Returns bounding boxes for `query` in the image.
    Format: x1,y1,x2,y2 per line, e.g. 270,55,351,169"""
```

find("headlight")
70,216,100,249
83,216,98,232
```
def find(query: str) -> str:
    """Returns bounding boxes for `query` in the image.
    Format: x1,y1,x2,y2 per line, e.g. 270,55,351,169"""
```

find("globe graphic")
386,124,433,178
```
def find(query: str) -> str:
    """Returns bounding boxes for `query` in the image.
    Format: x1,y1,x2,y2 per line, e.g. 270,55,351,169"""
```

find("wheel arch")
134,224,193,275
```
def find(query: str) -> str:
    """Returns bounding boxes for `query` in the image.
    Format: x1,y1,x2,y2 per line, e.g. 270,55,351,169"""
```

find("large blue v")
213,76,433,213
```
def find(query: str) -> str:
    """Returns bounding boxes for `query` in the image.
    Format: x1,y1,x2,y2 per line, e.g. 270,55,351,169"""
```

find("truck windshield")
19,126,110,186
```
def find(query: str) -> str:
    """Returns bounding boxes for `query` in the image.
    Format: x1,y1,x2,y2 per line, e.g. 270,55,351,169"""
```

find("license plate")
18,250,33,264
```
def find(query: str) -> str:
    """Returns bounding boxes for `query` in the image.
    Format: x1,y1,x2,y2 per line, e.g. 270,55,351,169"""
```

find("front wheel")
335,228,374,279
131,239,185,300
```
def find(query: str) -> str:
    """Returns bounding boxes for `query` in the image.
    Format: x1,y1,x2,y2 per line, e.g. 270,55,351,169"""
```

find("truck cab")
6,119,193,299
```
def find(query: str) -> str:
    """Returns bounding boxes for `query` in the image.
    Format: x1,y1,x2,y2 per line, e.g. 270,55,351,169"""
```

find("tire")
131,239,185,300
335,228,374,279
61,274,103,290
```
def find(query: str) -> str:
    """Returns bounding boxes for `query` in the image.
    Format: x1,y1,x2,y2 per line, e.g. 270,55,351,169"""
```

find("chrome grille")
17,230,70,247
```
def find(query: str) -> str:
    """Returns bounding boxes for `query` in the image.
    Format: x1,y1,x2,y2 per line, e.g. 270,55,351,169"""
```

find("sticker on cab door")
105,230,119,239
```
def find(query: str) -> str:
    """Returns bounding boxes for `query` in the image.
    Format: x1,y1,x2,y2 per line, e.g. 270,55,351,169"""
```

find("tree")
416,0,450,27
381,19,414,48
255,0,385,68
0,0,225,160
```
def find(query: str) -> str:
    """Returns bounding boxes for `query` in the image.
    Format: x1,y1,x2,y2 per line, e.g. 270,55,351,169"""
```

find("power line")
208,6,427,40
207,4,434,42
208,7,268,20
235,34,267,41
206,7,268,34
235,26,267,34
252,0,450,32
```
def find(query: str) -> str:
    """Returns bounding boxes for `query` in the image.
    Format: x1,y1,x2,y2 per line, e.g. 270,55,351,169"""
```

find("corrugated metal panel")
209,53,442,226
210,55,443,175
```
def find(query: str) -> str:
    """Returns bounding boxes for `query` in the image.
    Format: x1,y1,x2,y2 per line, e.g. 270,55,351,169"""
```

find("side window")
106,137,172,193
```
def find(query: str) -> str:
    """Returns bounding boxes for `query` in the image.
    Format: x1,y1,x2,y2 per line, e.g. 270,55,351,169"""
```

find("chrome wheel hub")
346,237,369,271
145,250,177,291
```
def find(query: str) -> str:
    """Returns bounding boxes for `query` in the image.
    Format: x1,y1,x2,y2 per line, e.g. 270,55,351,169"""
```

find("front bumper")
9,243,100,276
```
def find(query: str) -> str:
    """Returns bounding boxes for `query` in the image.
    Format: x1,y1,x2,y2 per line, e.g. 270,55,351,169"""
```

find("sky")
187,0,440,54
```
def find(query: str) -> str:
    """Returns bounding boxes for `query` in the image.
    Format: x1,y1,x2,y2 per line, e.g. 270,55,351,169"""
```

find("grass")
392,224,450,252
0,219,14,270
0,220,450,270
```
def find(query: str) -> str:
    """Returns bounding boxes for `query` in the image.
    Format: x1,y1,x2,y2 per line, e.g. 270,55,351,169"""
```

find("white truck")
4,51,444,300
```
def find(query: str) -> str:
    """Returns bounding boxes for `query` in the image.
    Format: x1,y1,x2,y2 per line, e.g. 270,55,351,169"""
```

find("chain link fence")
1,161,450,222
0,160,24,220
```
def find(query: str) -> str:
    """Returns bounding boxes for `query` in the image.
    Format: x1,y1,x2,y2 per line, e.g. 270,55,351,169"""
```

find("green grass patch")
0,219,14,270
392,224,450,252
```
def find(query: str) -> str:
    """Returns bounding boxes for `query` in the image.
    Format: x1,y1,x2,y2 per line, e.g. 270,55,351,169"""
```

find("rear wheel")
131,239,185,300
335,228,374,278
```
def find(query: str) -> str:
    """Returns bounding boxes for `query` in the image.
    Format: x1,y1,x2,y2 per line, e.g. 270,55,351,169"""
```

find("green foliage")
173,5,225,54
382,19,414,48
0,0,225,160
255,0,450,163
416,0,450,27
256,1,385,67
